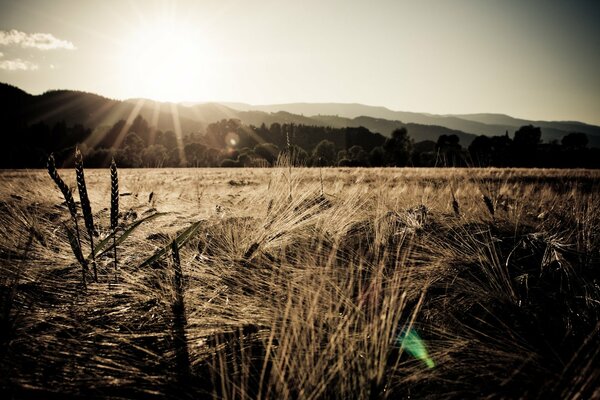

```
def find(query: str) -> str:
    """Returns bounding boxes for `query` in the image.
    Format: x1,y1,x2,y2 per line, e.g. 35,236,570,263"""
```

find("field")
1,166,599,399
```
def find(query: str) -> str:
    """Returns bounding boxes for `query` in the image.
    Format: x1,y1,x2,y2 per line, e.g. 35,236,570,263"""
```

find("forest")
2,114,599,169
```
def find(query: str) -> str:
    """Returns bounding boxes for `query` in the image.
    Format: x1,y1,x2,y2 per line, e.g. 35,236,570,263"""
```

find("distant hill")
2,83,599,148
220,102,600,146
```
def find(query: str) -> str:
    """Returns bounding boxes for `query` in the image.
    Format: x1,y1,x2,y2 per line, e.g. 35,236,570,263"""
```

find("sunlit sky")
0,0,599,124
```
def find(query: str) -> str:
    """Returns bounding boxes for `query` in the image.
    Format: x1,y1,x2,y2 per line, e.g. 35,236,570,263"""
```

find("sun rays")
117,19,214,103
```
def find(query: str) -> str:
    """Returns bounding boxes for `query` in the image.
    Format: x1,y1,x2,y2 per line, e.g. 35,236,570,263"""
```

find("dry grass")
0,166,599,399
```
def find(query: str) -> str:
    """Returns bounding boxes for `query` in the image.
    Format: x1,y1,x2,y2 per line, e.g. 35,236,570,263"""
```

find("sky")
0,0,599,125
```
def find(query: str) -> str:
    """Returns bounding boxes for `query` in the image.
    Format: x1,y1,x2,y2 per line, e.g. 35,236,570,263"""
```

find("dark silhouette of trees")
468,135,493,166
369,146,386,167
489,134,513,166
281,145,309,166
3,110,600,169
254,143,280,166
512,125,541,166
561,132,588,149
435,134,464,166
346,145,369,166
411,140,436,166
383,128,412,166
312,140,337,166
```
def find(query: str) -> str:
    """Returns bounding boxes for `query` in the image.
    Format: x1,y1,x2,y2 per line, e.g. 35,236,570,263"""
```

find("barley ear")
451,190,460,217
48,153,87,287
110,158,119,231
75,148,97,282
110,158,119,275
483,194,495,217
47,154,78,226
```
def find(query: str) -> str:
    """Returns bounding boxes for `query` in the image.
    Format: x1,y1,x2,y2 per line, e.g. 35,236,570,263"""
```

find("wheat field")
0,166,598,399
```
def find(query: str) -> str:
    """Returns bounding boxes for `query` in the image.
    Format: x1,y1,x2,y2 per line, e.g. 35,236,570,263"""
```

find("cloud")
0,29,75,50
0,58,39,71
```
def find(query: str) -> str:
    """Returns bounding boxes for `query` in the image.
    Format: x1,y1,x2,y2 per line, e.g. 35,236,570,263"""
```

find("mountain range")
2,82,599,148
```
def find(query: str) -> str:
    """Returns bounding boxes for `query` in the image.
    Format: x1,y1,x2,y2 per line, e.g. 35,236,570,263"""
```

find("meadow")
0,165,598,399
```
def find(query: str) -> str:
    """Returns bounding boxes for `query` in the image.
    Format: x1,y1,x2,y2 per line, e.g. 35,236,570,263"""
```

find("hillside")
2,83,599,148
220,101,600,146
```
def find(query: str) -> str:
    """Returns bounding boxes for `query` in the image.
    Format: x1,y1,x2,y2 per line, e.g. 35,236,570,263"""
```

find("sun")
119,21,212,102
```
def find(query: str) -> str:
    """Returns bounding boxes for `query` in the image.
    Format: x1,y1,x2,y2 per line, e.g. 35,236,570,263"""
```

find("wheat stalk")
75,148,98,282
171,240,191,383
47,153,88,287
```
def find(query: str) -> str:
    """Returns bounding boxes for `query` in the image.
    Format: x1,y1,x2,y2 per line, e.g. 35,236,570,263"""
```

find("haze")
0,0,598,125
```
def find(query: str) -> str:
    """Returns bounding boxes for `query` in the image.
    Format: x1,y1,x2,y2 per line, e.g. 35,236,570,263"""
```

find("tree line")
2,115,598,168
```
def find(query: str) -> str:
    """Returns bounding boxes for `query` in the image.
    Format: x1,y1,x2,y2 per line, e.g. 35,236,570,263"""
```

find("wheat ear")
47,154,87,287
75,148,97,282
110,158,119,279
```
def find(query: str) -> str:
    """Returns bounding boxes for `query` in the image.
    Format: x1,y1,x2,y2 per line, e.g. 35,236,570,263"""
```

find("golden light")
119,20,212,102
225,132,239,147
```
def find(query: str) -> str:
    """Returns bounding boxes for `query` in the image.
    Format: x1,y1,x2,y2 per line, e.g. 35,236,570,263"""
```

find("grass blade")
90,212,167,260
138,220,204,268
397,328,435,369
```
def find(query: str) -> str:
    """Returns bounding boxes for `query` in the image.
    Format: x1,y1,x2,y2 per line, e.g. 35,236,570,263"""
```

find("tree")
158,131,178,151
436,134,460,151
115,148,141,168
118,132,145,167
312,140,337,166
220,158,240,167
348,145,369,166
123,132,145,153
468,135,493,166
281,145,308,166
512,125,541,165
130,115,151,143
383,127,412,166
254,143,280,166
514,125,541,148
142,145,168,167
434,134,465,166
184,143,207,167
166,148,182,167
490,134,512,166
369,146,386,167
561,132,588,149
